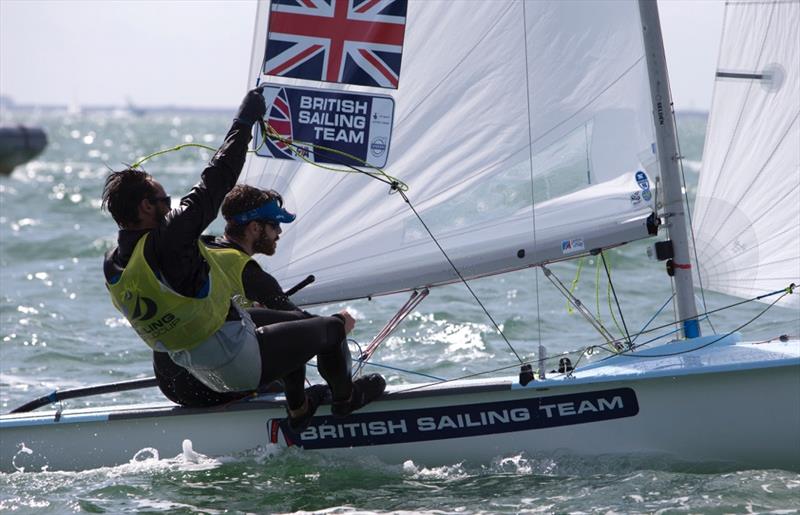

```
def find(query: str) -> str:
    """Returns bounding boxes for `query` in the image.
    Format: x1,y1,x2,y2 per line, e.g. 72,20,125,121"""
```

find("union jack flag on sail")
264,0,408,89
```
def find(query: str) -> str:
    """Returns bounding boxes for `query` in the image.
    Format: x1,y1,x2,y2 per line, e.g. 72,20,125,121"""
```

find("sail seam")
696,222,799,269
695,195,800,271
392,1,517,129
284,23,646,252
268,51,647,273
693,112,800,257
269,50,648,272
693,0,778,229
692,0,732,238
276,2,519,236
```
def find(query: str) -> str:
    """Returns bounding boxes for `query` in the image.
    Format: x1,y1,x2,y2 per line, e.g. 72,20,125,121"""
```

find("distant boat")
0,125,47,176
125,97,147,117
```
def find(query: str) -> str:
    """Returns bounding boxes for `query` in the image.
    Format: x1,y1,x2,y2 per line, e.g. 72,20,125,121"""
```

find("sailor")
102,87,266,398
101,88,383,430
161,184,385,429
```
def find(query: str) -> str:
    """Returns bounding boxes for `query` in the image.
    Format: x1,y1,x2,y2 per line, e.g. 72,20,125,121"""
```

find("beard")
253,228,277,256
157,203,170,222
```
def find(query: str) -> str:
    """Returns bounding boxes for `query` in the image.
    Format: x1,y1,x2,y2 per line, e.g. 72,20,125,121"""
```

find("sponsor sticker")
635,170,650,190
257,84,395,168
268,387,639,450
561,238,585,254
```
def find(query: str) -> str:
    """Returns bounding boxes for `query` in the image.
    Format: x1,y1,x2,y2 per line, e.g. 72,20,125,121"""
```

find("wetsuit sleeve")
241,261,311,315
149,122,252,296
162,123,251,243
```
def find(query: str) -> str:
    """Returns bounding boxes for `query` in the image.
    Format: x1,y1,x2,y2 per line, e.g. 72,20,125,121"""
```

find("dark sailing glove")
234,86,267,127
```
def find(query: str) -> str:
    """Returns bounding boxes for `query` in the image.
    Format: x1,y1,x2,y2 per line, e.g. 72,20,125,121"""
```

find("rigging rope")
128,120,409,194
570,283,796,371
262,121,527,365
130,124,272,170
521,0,544,379
395,187,525,364
616,284,793,359
669,101,717,334
392,282,795,391
600,251,632,346
262,122,408,191
543,264,619,350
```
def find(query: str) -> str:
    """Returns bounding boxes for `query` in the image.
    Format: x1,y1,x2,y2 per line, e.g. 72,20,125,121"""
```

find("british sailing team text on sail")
298,95,368,143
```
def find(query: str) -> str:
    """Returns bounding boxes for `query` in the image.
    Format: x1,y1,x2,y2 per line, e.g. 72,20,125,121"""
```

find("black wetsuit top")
103,121,252,323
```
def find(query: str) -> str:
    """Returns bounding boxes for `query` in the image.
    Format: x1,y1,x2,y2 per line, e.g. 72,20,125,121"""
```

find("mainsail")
241,0,662,305
693,0,800,307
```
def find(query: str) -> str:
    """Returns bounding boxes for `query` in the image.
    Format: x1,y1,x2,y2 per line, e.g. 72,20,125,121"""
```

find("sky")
0,0,724,111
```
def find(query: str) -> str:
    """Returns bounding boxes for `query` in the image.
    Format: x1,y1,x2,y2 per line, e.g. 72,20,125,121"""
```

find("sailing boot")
286,384,330,433
331,373,386,418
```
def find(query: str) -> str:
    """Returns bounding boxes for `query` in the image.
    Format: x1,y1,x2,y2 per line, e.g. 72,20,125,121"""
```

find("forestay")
693,0,800,307
241,0,661,305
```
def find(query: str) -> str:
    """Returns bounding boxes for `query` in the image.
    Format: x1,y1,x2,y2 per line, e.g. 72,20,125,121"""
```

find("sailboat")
1,0,798,473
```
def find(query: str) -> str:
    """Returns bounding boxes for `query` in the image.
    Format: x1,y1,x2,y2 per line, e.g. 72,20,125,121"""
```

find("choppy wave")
4,447,799,514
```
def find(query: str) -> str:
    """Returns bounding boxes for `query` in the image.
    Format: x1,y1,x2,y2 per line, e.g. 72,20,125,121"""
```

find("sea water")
1,109,798,513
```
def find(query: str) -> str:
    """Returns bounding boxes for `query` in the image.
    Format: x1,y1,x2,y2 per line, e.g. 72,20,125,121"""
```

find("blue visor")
232,199,296,225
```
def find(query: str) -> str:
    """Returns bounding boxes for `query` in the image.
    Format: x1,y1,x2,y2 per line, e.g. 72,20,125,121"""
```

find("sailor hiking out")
101,88,385,431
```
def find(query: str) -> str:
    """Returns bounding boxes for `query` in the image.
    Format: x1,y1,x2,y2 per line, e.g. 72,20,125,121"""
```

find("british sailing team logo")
258,85,395,168
265,87,296,159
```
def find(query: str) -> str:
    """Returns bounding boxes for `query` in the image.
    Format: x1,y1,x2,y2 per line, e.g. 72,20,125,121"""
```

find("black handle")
285,274,315,297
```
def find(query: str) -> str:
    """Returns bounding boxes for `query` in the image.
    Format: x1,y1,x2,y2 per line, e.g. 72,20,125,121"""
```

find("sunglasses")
260,220,280,230
150,195,171,205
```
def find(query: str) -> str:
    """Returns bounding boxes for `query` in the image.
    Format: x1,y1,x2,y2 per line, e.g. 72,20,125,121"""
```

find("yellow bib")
106,234,237,351
205,244,255,309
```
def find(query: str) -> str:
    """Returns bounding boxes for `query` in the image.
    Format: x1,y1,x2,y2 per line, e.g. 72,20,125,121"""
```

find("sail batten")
242,0,661,304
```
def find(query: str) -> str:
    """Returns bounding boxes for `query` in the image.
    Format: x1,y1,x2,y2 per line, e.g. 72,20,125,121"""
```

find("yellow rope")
263,123,408,191
594,257,622,353
566,258,584,314
605,254,625,339
130,121,408,193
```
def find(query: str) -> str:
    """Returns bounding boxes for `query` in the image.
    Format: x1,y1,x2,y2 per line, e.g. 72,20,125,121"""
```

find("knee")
325,316,347,345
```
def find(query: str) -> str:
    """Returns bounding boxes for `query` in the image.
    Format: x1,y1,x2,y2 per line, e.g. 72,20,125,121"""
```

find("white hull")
3,336,799,472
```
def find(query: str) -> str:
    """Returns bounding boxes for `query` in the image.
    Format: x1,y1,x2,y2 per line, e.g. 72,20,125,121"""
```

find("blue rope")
354,360,446,381
630,294,674,345
307,360,445,382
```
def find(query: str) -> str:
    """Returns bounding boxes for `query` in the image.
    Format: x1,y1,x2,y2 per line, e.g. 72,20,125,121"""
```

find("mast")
638,0,701,338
